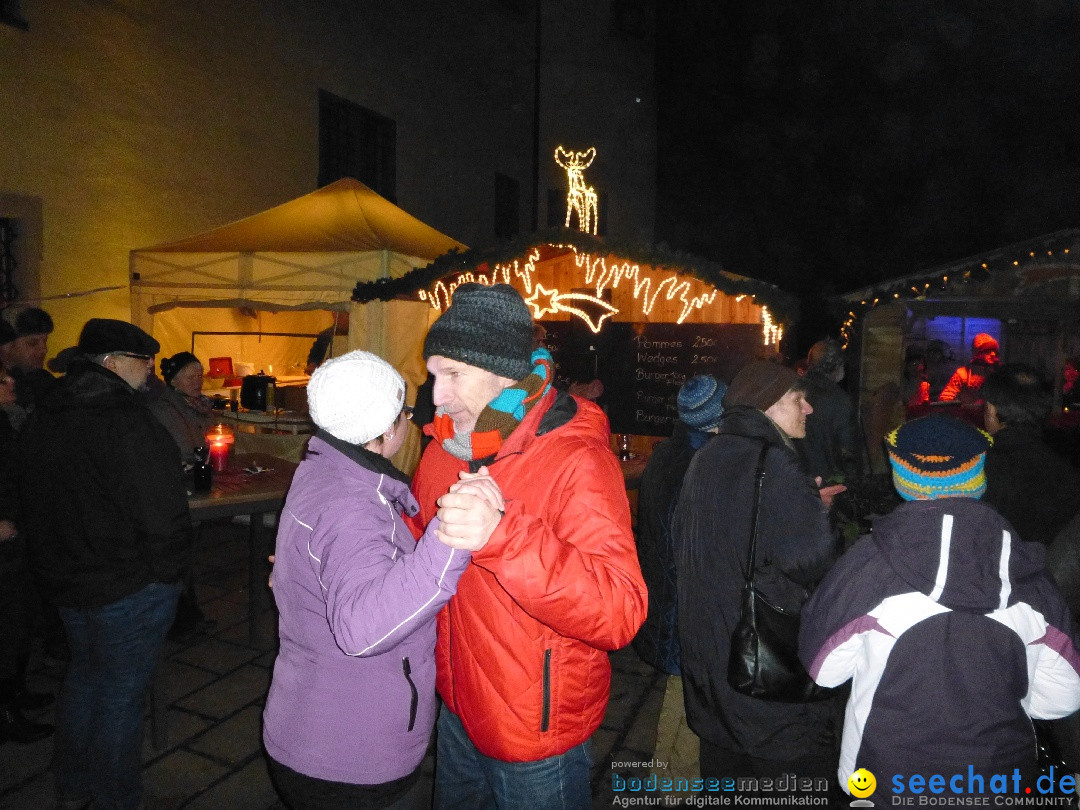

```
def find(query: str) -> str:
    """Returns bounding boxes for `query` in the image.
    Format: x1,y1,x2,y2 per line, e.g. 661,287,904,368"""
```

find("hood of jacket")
871,497,1045,612
304,431,419,518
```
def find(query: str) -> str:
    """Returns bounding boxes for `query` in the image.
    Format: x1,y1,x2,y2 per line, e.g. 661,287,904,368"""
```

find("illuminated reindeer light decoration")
555,146,598,235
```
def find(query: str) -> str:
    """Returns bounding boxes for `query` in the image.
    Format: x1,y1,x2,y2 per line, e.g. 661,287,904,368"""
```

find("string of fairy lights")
840,244,1075,348
417,242,783,346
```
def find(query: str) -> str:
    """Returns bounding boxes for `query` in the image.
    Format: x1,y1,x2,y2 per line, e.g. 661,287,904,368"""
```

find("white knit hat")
307,350,406,446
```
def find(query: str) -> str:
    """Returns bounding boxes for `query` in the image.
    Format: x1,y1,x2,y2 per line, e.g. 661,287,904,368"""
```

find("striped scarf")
433,348,554,462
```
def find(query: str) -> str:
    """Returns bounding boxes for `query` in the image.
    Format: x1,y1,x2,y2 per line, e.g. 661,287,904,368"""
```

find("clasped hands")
435,466,504,551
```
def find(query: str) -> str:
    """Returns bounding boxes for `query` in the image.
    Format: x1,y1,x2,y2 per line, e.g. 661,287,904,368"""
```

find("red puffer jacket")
410,389,647,762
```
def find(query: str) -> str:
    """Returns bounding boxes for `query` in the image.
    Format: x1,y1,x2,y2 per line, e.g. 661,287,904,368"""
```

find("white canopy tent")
130,177,465,385
129,179,466,471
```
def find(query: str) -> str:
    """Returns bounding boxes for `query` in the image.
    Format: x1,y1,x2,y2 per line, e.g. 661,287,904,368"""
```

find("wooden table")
187,452,298,642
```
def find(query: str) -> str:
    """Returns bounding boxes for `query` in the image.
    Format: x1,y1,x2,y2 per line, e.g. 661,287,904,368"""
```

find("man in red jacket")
410,283,647,809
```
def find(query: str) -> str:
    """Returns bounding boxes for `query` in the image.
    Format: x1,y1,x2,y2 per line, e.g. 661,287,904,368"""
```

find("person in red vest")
939,333,1000,403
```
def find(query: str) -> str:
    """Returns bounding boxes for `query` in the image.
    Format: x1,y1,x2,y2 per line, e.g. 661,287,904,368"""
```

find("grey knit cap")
423,283,533,380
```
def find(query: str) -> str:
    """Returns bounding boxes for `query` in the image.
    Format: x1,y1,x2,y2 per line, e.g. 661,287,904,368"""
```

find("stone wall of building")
0,0,655,350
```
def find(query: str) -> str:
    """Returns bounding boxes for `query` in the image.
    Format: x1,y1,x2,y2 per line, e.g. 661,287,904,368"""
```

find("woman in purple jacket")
263,350,502,809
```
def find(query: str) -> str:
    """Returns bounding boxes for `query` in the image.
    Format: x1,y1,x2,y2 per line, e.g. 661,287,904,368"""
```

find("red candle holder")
204,424,235,472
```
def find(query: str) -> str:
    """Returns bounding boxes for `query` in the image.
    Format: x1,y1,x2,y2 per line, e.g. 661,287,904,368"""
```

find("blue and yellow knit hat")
886,414,992,501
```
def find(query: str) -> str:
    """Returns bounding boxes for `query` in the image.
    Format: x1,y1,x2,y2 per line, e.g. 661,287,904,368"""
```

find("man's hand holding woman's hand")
435,466,504,551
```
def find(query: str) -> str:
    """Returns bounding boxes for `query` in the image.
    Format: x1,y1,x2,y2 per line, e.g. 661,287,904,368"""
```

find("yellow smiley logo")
847,768,877,798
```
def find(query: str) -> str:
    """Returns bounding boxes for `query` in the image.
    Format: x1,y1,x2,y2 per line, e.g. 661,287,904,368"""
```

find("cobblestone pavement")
0,519,670,809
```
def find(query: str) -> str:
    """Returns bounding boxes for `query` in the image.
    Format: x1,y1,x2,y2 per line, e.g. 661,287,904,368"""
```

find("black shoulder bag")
727,442,837,703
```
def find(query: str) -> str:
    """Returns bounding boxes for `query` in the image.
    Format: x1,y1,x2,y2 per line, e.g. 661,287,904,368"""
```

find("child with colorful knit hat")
800,412,1080,795
885,413,992,500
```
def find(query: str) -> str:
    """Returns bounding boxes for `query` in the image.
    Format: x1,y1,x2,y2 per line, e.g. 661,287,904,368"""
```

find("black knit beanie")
423,283,533,380
161,351,201,385
14,307,54,336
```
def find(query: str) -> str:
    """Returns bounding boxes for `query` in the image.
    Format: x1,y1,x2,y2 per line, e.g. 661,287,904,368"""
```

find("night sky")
654,0,1080,347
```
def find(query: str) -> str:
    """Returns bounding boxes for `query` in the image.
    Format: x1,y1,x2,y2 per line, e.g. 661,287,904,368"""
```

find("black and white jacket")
799,497,1080,790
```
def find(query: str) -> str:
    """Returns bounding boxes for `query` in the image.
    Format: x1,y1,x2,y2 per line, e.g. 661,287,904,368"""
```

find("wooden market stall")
839,228,1080,471
354,229,799,460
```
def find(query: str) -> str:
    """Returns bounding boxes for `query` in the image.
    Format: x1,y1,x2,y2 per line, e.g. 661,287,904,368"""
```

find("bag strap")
743,441,771,586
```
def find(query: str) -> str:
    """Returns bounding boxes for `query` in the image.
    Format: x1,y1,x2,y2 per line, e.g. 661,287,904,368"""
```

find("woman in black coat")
672,361,841,785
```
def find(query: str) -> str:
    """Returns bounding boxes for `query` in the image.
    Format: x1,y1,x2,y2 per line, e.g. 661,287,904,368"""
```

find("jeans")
434,706,591,810
53,581,181,810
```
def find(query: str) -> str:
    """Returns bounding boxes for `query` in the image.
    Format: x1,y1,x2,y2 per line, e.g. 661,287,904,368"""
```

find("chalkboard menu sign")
542,321,764,436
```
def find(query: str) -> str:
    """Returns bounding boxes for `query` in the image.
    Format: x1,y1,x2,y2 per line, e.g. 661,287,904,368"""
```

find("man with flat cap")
10,318,191,810
410,283,647,809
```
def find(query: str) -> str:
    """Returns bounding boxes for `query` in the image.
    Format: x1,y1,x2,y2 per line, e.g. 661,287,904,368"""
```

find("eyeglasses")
113,352,153,361
400,404,414,421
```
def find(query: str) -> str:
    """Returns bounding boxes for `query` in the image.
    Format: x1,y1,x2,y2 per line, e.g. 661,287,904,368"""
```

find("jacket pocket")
402,657,418,732
541,648,551,732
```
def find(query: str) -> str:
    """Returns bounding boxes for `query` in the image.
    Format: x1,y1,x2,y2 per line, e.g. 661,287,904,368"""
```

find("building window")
0,0,28,30
494,173,520,240
0,218,20,305
318,90,396,202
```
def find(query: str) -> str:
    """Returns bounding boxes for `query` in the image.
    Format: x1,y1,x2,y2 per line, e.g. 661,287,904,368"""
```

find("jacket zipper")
402,657,418,732
541,648,551,732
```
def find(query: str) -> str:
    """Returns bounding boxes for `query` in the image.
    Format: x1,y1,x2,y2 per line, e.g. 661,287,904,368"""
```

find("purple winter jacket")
263,434,470,785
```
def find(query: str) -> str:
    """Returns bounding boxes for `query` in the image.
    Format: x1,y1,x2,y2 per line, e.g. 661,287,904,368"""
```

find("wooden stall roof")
350,228,800,325
839,228,1080,326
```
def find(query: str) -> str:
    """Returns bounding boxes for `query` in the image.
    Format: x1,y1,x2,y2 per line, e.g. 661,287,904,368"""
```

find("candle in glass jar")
204,424,234,471
207,442,228,471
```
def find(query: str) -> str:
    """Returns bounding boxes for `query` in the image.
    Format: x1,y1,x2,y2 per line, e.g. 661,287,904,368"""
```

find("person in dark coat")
980,364,1080,775
148,351,217,640
0,355,54,747
1,311,67,661
800,414,1080,797
796,339,857,482
672,361,841,787
14,319,192,810
0,307,58,426
632,374,726,675
980,364,1080,548
148,351,214,466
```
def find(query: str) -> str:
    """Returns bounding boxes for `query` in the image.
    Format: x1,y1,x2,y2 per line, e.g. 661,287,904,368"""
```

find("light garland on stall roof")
839,243,1078,347
417,244,782,345
761,306,783,346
